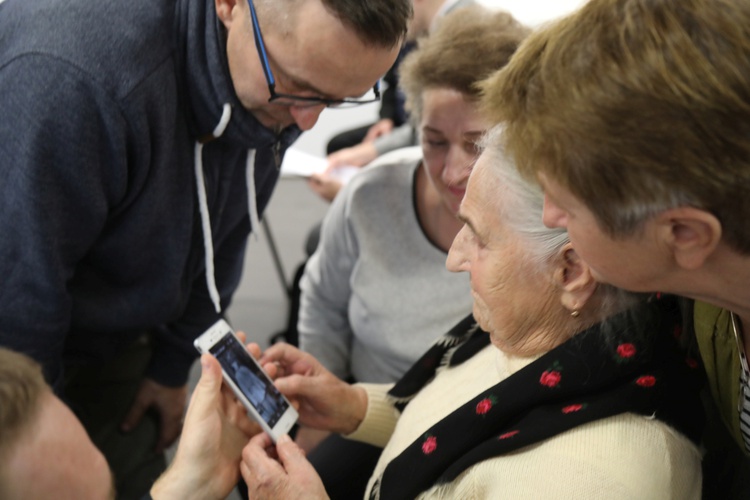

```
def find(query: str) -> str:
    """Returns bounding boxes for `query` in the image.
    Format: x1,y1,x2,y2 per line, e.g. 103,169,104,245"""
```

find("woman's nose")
542,194,568,229
446,226,469,273
443,147,473,186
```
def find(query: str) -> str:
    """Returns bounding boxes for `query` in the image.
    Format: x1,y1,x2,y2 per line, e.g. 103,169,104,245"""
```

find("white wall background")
292,0,588,157
479,0,587,26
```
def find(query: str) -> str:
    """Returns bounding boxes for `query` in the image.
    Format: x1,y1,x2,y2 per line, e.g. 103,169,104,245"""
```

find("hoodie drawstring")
245,149,260,243
194,103,260,314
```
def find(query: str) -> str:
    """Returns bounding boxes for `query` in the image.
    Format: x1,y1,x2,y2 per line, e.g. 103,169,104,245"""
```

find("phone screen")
209,334,290,429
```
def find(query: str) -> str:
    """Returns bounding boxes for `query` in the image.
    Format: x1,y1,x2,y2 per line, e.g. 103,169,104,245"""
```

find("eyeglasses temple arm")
247,0,276,89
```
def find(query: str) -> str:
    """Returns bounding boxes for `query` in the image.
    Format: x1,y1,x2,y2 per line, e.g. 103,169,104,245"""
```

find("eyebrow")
421,128,485,140
286,72,335,99
262,42,335,99
456,211,481,238
464,131,484,141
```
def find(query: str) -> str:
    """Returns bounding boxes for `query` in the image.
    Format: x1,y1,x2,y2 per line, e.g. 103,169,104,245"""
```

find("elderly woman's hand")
260,343,368,435
241,433,329,500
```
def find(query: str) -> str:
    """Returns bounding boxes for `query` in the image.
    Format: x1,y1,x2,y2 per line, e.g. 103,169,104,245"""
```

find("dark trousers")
64,336,166,500
307,434,382,500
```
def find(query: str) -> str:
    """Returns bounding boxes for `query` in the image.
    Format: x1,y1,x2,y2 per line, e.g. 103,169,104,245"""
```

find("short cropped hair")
0,348,46,487
256,0,412,49
482,0,750,253
400,6,530,124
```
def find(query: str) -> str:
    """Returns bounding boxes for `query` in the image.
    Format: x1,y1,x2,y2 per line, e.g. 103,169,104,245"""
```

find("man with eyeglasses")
322,0,477,175
0,0,410,497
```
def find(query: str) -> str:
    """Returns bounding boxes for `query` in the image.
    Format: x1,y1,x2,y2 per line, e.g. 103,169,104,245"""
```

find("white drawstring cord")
245,149,259,242
194,103,231,313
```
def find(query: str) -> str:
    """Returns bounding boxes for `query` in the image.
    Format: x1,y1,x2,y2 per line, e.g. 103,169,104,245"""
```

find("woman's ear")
655,207,722,271
215,0,238,29
553,243,598,313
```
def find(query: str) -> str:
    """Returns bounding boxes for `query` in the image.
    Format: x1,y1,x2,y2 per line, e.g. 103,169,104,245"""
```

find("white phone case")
194,319,298,442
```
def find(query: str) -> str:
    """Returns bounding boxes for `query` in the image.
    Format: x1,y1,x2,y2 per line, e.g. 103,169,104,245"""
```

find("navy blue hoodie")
0,0,300,387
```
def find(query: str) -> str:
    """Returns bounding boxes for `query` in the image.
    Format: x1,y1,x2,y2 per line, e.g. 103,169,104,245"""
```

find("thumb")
186,354,222,417
275,434,308,471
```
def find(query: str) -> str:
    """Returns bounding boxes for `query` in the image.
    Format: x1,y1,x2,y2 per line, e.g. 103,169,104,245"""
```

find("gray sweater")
299,159,472,383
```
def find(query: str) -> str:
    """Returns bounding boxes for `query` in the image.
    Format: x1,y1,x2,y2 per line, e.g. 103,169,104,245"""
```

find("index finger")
245,341,262,360
251,430,274,449
260,343,317,377
243,432,275,464
259,342,301,365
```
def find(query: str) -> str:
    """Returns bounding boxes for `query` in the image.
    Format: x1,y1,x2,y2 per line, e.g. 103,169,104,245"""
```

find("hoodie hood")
174,0,301,149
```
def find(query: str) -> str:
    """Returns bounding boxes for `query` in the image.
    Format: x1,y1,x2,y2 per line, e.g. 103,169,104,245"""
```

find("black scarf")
371,295,705,499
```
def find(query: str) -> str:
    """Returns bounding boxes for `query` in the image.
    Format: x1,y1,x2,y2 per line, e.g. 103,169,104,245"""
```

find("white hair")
479,126,569,269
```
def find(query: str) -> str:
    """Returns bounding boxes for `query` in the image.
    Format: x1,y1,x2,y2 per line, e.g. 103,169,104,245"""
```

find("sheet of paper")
280,148,360,184
279,148,328,178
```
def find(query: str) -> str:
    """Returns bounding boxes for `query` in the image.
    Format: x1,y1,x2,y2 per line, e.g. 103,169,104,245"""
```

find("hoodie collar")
174,0,301,149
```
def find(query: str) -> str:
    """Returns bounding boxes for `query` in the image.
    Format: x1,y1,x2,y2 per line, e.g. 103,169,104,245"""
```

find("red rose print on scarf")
539,360,563,388
422,435,437,455
475,395,497,415
540,370,561,387
673,324,682,339
561,403,586,414
499,430,519,440
617,343,637,358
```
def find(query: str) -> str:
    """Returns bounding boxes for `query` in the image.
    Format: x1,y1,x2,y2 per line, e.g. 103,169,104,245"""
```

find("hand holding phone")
194,320,298,442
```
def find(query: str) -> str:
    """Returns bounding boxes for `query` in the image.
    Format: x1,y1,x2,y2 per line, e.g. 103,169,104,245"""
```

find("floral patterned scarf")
371,295,704,500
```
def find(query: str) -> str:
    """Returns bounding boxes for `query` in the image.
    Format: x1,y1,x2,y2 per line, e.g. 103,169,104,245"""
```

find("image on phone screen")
209,334,290,429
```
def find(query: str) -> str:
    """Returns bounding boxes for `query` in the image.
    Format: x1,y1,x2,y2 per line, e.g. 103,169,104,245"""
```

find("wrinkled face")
420,88,488,217
447,157,554,352
539,173,668,292
221,0,400,131
4,392,114,500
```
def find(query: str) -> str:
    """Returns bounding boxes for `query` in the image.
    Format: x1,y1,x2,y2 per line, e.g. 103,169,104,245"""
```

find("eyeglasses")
246,0,380,108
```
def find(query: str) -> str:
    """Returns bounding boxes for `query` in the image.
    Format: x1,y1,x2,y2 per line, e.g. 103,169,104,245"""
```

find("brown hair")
256,0,412,49
400,5,530,124
482,0,750,253
0,348,46,464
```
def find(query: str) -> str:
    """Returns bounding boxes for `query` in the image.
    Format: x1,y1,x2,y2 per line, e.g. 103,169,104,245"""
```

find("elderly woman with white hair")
239,127,705,499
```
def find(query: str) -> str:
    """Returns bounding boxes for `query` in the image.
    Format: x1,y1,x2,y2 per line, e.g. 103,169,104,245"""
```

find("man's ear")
554,243,598,313
655,207,721,271
215,0,239,29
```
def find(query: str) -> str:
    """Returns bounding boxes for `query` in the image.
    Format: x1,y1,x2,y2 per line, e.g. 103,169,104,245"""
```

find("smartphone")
194,319,298,442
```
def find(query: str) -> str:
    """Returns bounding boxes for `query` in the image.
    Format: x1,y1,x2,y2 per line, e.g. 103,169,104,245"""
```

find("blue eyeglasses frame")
246,0,381,108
